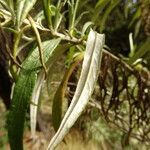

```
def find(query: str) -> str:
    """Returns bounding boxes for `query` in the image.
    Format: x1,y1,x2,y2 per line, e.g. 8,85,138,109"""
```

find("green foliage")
15,0,37,29
0,0,149,149
7,39,61,150
8,71,36,150
129,37,150,64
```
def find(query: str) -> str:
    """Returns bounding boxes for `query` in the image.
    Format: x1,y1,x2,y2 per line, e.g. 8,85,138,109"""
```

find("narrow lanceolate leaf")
30,43,72,138
47,29,105,150
52,52,84,131
30,70,45,138
128,37,150,64
7,38,61,150
42,0,52,28
8,71,36,150
15,0,37,28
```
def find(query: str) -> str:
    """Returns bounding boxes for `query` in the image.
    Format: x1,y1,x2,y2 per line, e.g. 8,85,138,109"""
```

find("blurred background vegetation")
0,0,150,149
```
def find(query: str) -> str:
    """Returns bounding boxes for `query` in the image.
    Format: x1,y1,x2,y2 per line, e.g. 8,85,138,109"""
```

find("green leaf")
53,10,62,31
8,71,36,150
95,0,109,8
47,29,105,149
124,0,129,19
0,0,14,17
75,11,89,27
128,37,150,64
23,39,61,70
15,0,37,29
0,0,10,11
52,52,84,131
65,46,76,67
134,19,142,38
6,0,14,11
129,7,141,28
100,0,120,32
81,21,93,36
52,74,67,132
42,0,52,28
92,0,110,23
7,38,61,150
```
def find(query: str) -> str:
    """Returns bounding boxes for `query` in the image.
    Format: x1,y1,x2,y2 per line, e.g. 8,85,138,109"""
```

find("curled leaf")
52,52,84,131
47,29,105,149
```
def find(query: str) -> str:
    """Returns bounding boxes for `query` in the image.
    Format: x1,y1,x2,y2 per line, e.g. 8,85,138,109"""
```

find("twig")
51,30,83,44
28,15,47,77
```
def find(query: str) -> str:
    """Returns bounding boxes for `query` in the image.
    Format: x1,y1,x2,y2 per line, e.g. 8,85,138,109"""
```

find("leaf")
30,43,72,138
128,37,150,64
95,0,109,8
47,29,105,149
65,46,76,67
0,0,10,11
8,71,36,150
52,73,68,132
92,0,110,23
15,0,37,28
7,38,61,150
81,21,93,36
100,0,120,32
23,39,61,70
42,0,52,28
6,0,14,12
0,0,15,18
53,10,63,31
129,33,135,57
129,7,141,28
52,52,84,131
134,19,142,38
124,0,129,19
75,11,89,27
30,70,45,138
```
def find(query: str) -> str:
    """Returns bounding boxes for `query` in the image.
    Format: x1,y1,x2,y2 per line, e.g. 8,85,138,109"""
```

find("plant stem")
69,0,80,36
28,15,47,76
